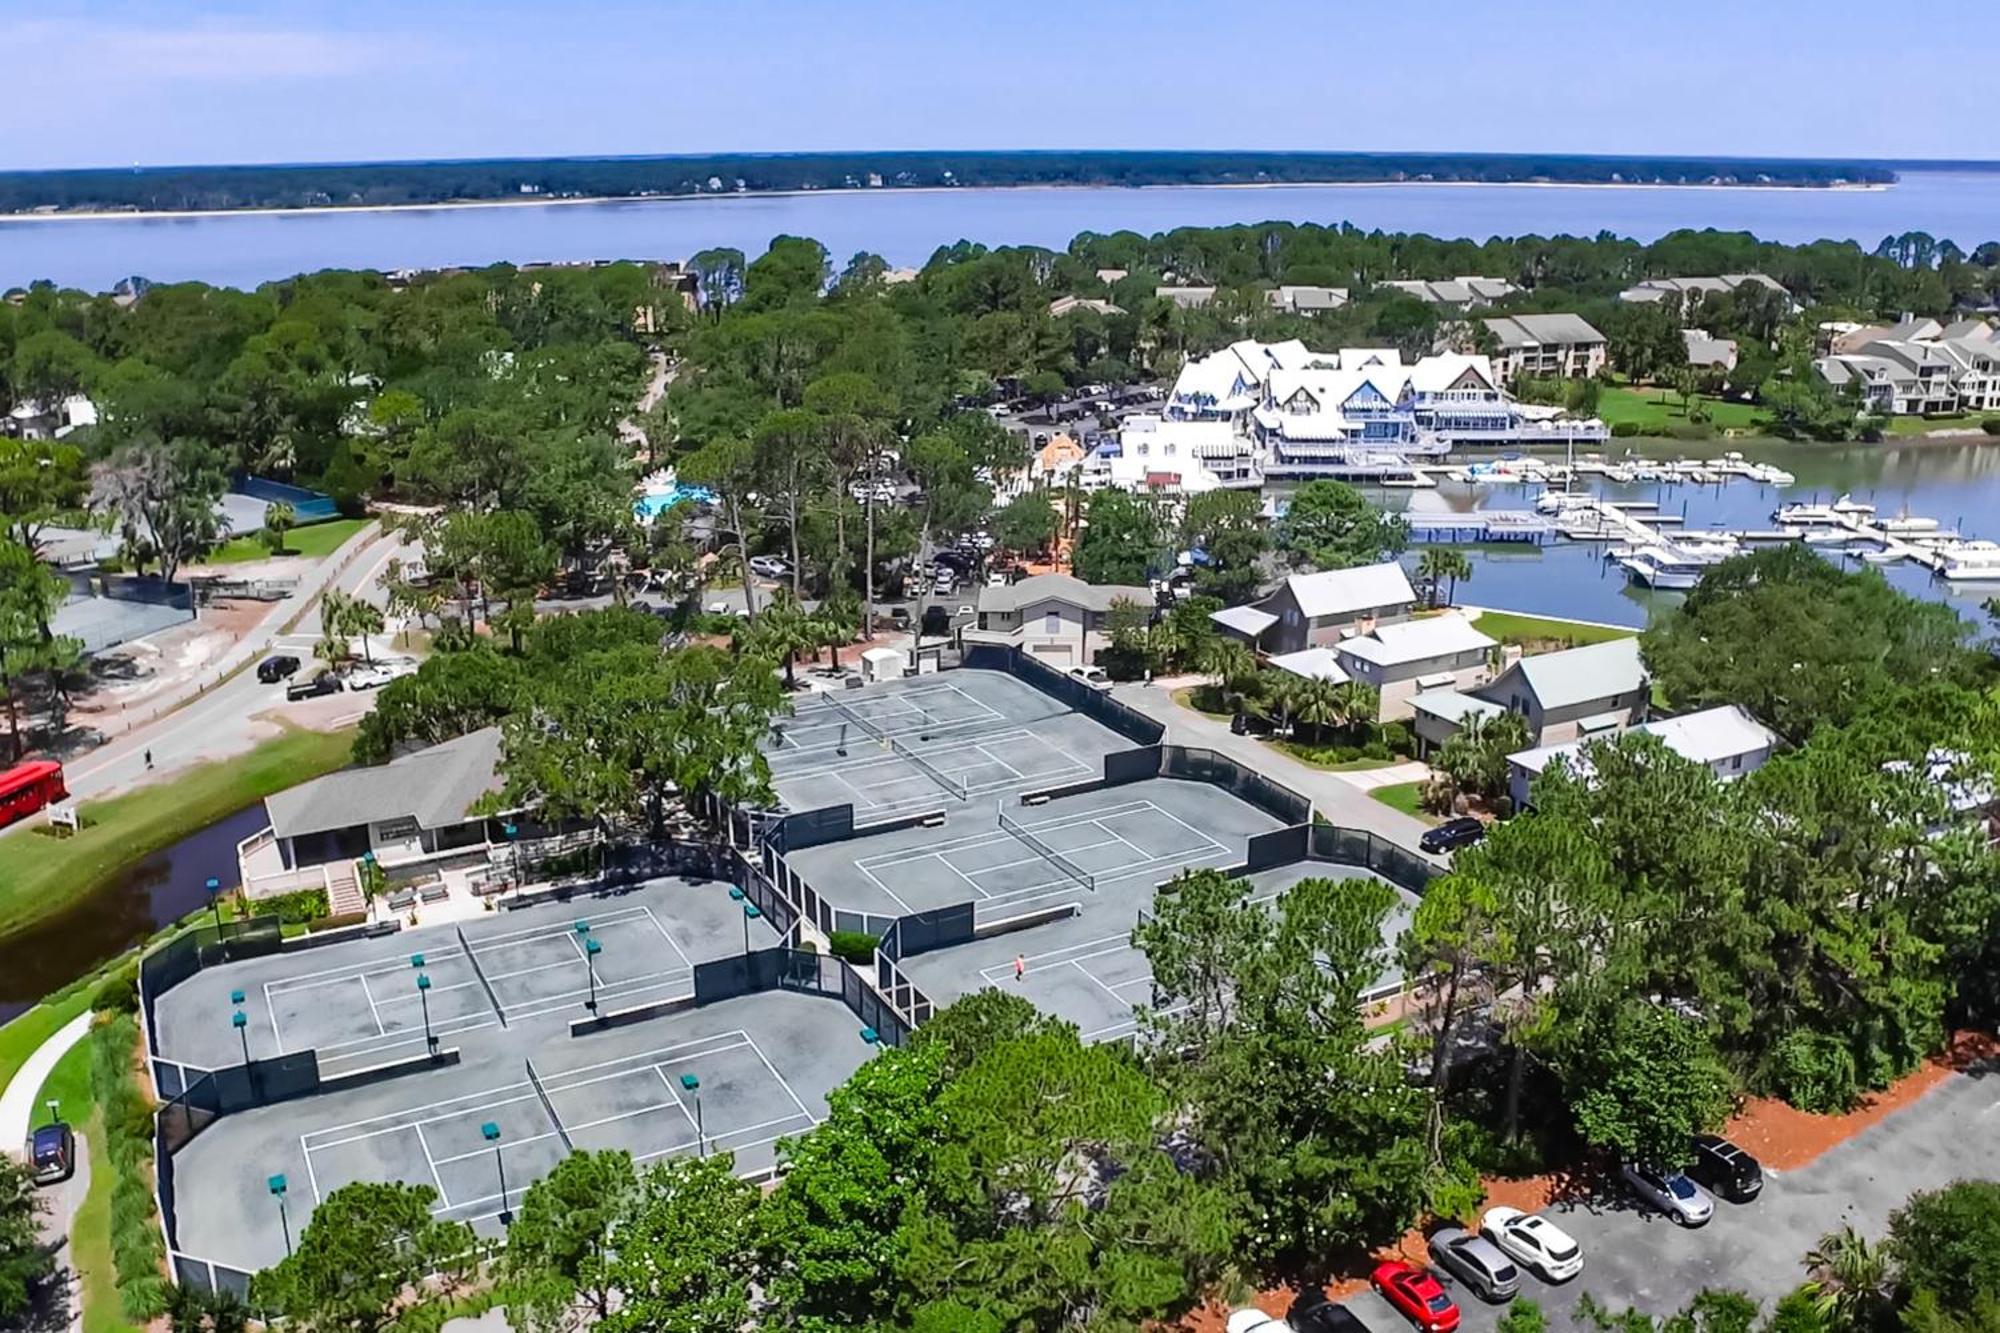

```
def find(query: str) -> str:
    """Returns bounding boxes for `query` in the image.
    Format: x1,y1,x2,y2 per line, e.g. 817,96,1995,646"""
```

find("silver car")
1428,1226,1520,1302
1621,1163,1715,1226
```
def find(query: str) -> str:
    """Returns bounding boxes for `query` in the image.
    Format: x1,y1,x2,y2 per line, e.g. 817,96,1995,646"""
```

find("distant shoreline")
0,176,1895,225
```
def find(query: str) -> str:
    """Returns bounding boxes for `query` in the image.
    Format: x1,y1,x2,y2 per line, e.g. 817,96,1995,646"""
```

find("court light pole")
232,1010,253,1094
206,877,224,933
482,1122,511,1225
573,922,597,1013
680,1074,703,1157
416,973,436,1054
741,903,761,955
44,1099,59,1126
268,1174,292,1257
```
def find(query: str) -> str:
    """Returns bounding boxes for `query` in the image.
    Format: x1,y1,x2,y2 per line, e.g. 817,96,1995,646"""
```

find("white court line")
302,1082,540,1146
634,1113,816,1163
311,1011,495,1057
265,946,469,992
357,974,388,1036
743,1032,817,1123
637,905,696,972
413,1122,452,1206
430,1129,562,1168
263,981,287,1054
1116,800,1231,858
541,1029,753,1083
980,934,1132,980
501,967,693,1021
302,1133,324,1203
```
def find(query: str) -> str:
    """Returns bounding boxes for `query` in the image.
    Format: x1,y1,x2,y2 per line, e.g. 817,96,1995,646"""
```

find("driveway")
1113,681,1442,853
1371,1067,1999,1331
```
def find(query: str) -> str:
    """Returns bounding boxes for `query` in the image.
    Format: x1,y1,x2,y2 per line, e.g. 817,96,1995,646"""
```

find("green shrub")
307,911,369,933
1609,421,1643,438
264,887,330,924
92,963,141,1015
827,930,878,964
1380,720,1416,758
87,1014,169,1318
1666,421,1714,441
1770,1028,1859,1113
1982,418,2000,436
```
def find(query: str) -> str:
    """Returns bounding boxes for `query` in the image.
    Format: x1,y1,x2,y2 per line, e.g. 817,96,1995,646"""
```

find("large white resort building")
1122,339,1608,486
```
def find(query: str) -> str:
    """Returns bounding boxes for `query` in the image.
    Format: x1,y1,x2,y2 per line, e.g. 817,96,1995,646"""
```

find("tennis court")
296,1028,817,1225
770,726,1095,813
853,796,1238,915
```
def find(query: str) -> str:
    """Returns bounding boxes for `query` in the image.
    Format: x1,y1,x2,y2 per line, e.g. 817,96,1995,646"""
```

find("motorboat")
1775,501,1843,525
1831,493,1876,516
1862,549,1902,565
1674,532,1742,560
1619,545,1723,591
1799,529,1852,547
1879,514,1941,534
1940,541,2000,581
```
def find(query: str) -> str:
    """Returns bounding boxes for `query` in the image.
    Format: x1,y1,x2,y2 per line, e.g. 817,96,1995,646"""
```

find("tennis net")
891,736,967,800
525,1057,575,1153
997,811,1096,891
816,692,882,739
457,926,507,1024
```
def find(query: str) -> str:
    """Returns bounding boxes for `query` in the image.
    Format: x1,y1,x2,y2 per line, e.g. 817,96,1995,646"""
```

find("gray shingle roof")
266,727,506,840
978,573,1151,616
1483,313,1607,349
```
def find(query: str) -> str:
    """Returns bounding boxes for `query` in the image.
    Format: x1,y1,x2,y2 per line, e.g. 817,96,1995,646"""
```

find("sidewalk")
0,1010,94,1159
1113,680,1441,852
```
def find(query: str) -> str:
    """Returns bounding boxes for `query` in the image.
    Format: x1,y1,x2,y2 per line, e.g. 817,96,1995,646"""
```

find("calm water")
4,169,1999,292
0,803,268,1025
1375,438,2000,629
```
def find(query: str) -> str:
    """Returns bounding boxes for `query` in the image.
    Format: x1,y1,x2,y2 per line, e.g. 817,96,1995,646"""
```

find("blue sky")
2,0,1992,170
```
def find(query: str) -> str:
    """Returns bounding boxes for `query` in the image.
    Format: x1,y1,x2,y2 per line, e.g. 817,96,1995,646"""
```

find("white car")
1480,1206,1583,1282
344,662,412,691
1067,665,1112,690
747,555,790,580
1225,1311,1292,1333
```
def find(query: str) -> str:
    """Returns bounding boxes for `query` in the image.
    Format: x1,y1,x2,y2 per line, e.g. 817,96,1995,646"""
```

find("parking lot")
1328,1068,1999,1333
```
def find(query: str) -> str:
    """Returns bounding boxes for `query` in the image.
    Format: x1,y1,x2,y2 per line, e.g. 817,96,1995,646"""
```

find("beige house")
1474,636,1648,746
1332,613,1498,721
972,573,1152,666
1213,561,1418,656
1482,314,1608,383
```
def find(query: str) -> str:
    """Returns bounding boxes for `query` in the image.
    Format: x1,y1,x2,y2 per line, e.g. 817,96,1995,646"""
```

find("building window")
1045,611,1061,635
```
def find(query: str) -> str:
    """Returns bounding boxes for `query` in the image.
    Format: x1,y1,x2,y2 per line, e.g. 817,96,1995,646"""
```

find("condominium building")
1481,314,1608,383
1814,318,2000,415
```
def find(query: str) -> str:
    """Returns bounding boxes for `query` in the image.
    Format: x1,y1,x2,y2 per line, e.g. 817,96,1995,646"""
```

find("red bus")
0,760,67,831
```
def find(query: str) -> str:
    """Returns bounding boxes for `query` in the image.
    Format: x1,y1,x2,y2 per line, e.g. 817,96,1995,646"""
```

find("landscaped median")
199,515,373,565
0,724,356,943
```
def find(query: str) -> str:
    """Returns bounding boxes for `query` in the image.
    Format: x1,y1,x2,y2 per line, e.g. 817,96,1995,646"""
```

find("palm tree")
261,501,296,555
1293,675,1345,742
1330,680,1380,737
1417,548,1473,608
345,597,385,666
748,594,818,688
811,596,860,672
1260,669,1304,736
1803,1225,1892,1332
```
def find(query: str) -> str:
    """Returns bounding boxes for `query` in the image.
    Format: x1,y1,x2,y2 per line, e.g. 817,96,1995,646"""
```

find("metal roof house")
972,573,1154,666
1506,704,1779,809
1214,561,1418,656
1472,636,1648,747
1331,612,1498,721
1481,314,1609,383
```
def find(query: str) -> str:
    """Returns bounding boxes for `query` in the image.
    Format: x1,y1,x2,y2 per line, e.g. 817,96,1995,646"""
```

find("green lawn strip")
0,991,94,1103
30,1030,93,1132
0,724,356,941
75,1105,134,1333
1881,412,1999,437
1469,608,1637,650
1371,780,1434,823
202,516,371,565
1596,385,1771,432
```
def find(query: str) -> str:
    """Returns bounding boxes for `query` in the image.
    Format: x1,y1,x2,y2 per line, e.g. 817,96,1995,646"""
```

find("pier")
1405,512,1557,546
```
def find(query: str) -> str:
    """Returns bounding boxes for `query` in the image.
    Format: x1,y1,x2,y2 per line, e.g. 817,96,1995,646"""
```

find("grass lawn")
74,1107,131,1333
0,991,95,1105
1469,608,1637,651
1597,385,1771,434
30,1026,93,1130
1881,413,2000,437
0,724,356,941
203,515,371,565
1371,780,1433,822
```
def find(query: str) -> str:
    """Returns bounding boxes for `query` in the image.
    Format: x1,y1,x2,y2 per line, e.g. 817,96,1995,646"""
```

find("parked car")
29,1121,75,1185
1689,1134,1764,1202
1067,664,1112,690
1225,1311,1293,1333
932,549,975,575
888,606,912,626
920,605,952,636
345,660,414,691
286,672,343,702
256,654,301,684
1427,1226,1520,1302
1481,1206,1584,1282
1420,817,1486,855
747,555,790,580
1622,1162,1715,1225
1371,1260,1461,1333
1290,1291,1368,1333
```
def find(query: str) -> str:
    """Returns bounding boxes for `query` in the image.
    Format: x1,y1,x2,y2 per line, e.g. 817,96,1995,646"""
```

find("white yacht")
1940,541,2000,581
1775,500,1843,525
1879,514,1941,534
1831,493,1876,516
1619,546,1722,591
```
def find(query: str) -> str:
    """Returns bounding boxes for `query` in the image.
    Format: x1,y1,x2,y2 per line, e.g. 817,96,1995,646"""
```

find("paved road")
1113,680,1443,853
1343,1068,2000,1333
55,530,413,803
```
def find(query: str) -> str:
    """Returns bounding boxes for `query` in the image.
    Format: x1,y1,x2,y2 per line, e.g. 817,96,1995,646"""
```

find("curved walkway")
0,1011,95,1155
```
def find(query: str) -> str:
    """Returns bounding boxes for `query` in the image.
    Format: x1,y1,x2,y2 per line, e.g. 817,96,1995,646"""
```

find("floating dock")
1405,512,1557,546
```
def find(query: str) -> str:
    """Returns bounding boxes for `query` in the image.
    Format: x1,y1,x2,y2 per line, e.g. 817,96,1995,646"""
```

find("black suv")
1420,816,1486,855
257,654,301,684
30,1122,75,1185
1689,1133,1764,1202
286,671,343,702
